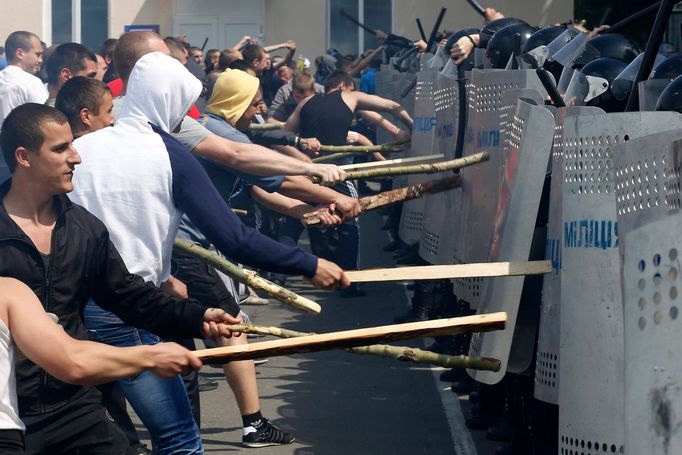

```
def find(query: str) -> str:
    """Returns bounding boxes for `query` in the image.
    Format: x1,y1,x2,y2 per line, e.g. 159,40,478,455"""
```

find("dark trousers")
171,246,242,428
23,401,130,455
0,430,24,454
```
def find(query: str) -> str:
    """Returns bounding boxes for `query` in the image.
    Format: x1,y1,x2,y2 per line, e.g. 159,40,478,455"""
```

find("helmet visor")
550,32,589,67
563,70,609,106
517,45,549,69
638,79,671,111
545,29,580,58
612,53,665,101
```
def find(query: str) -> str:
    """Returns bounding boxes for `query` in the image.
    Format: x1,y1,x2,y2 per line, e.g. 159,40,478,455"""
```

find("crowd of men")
0,21,417,455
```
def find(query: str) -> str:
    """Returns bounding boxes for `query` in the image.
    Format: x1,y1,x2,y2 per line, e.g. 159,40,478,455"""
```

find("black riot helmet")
443,28,480,71
564,57,629,112
485,23,537,69
517,25,567,79
655,75,682,113
479,17,528,49
579,34,639,66
649,53,682,82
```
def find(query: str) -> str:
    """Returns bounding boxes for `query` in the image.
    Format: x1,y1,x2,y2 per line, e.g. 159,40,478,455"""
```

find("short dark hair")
1,104,68,173
218,48,241,71
229,59,252,73
164,37,186,61
242,44,264,66
55,76,111,131
99,38,117,59
46,42,97,84
5,31,39,63
323,70,353,93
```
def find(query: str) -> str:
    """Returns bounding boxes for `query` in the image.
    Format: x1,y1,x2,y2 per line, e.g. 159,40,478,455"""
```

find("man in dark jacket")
0,102,240,454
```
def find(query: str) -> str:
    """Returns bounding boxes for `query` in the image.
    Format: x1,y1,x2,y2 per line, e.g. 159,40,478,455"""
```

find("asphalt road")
130,212,478,454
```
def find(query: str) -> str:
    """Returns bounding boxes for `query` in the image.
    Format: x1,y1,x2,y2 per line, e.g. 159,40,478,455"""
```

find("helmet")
517,25,568,79
553,33,639,70
479,17,528,49
611,52,667,102
564,57,629,112
649,53,682,82
655,75,682,113
485,23,537,69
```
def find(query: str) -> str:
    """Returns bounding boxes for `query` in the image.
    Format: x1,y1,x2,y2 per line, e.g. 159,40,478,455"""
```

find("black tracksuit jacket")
0,181,207,416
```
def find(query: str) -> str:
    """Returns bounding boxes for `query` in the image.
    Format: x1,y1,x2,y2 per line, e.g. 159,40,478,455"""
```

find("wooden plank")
195,312,507,363
338,154,445,172
344,260,553,283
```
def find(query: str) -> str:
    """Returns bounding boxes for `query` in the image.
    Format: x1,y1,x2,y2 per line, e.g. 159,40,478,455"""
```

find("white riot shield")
451,69,546,307
613,128,682,455
375,69,400,145
398,70,439,245
419,73,460,264
558,112,682,455
466,98,555,384
533,106,605,405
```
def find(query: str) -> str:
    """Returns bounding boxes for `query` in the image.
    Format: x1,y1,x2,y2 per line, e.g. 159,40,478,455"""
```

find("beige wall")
109,0,173,39
264,0,327,64
0,0,46,45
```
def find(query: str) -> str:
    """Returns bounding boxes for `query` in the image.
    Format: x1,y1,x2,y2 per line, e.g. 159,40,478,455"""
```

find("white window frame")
43,0,108,46
326,0,394,56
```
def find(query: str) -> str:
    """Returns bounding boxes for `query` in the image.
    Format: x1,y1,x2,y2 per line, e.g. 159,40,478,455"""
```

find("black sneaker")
242,418,295,448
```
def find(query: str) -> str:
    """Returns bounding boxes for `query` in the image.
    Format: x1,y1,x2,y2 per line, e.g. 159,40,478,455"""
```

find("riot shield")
613,128,682,455
638,79,670,112
533,106,605,405
558,112,682,455
466,98,555,385
374,68,400,145
451,69,546,307
419,72,460,264
398,70,439,245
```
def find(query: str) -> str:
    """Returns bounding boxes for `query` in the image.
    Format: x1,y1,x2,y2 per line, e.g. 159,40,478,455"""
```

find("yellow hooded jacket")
206,68,260,126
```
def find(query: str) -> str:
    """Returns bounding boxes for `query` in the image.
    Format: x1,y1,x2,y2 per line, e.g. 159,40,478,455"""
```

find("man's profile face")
95,55,108,80
88,91,115,132
236,91,265,131
67,58,98,81
26,121,81,194
20,37,44,74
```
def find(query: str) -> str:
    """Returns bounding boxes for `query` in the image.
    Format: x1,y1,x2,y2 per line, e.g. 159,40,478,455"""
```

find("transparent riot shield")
558,112,682,455
398,70,439,245
419,72,460,264
450,69,546,307
613,127,682,455
638,79,671,112
533,106,605,405
374,68,400,145
466,98,555,384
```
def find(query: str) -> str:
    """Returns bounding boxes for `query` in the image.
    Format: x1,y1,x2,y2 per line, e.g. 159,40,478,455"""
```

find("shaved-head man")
0,31,48,129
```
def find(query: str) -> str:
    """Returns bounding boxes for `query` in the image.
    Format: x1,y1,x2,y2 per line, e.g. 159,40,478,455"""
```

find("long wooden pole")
303,175,462,226
248,122,284,131
311,152,488,183
173,239,321,314
338,154,444,171
195,312,507,363
344,261,553,283
312,148,404,164
210,323,500,371
318,139,409,153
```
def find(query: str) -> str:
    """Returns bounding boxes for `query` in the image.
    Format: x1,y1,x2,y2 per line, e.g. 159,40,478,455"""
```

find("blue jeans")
83,301,203,455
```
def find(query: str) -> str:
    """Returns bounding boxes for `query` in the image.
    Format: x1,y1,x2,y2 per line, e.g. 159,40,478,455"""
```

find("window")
50,0,108,51
328,0,392,57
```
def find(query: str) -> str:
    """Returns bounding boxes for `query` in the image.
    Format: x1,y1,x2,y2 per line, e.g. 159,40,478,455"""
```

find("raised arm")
344,91,413,130
2,277,202,385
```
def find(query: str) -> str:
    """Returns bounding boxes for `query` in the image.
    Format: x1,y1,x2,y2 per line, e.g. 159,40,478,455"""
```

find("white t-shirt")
0,65,49,129
0,320,24,431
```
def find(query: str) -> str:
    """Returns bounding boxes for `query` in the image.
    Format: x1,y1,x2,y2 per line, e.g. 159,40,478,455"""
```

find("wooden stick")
318,139,409,153
209,323,500,371
311,152,488,183
232,208,247,216
248,122,284,131
173,239,321,314
195,312,507,363
338,154,445,171
302,175,462,226
312,148,404,163
344,260,553,283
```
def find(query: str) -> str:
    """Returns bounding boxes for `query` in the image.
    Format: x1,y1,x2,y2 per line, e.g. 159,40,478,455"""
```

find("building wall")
0,0,47,45
264,0,327,65
109,0,174,39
